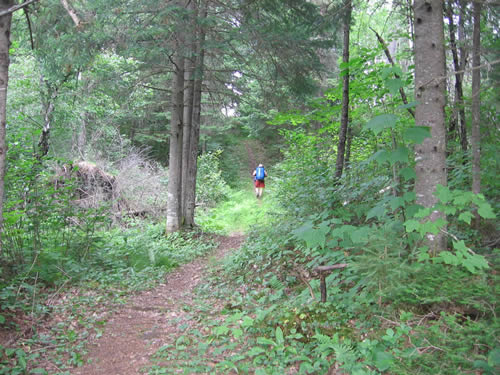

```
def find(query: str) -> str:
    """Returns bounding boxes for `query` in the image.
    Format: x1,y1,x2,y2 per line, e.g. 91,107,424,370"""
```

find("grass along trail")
71,235,245,375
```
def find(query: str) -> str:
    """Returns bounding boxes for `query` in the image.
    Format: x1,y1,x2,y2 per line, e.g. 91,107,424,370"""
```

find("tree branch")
60,0,80,27
0,0,39,17
370,27,415,118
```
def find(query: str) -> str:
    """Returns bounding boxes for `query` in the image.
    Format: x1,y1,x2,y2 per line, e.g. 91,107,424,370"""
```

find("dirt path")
71,235,244,375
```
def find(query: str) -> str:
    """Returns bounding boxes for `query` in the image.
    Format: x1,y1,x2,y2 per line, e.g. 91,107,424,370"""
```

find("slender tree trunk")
413,0,447,253
344,125,352,170
0,0,14,252
471,0,481,228
335,0,351,179
446,0,467,151
184,0,207,228
166,45,185,233
458,0,468,151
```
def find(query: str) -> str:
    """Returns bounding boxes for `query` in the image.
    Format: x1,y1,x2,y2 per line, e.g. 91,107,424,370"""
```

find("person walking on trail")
252,164,267,198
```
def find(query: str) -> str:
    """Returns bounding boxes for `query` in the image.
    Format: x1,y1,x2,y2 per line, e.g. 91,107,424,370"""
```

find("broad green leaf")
374,351,394,371
453,240,468,252
404,219,420,233
403,191,416,202
463,254,489,273
367,205,386,220
399,167,416,181
435,185,452,203
389,147,409,164
458,212,473,224
478,203,496,219
389,197,405,211
373,150,390,164
31,370,48,375
0,315,5,324
292,221,329,249
403,126,431,143
386,78,404,96
241,316,254,328
365,114,399,135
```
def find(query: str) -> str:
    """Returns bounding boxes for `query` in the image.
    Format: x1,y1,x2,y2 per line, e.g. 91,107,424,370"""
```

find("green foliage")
196,150,231,208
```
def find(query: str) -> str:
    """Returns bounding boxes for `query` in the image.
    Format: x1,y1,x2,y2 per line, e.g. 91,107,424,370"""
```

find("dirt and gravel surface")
71,234,244,375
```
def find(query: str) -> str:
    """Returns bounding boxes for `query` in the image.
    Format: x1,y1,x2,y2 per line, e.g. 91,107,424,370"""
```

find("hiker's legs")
257,187,264,198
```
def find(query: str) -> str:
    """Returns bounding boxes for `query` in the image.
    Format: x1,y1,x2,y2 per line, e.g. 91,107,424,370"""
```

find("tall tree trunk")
458,0,468,151
471,0,481,228
335,0,351,179
181,0,196,224
184,0,207,228
0,0,14,252
413,0,447,253
166,46,185,233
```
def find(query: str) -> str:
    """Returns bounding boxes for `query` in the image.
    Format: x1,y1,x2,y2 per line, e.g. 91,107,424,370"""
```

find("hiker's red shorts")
254,179,265,188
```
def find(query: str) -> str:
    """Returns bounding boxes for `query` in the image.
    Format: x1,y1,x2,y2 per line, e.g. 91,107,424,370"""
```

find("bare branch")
60,0,81,27
0,0,39,17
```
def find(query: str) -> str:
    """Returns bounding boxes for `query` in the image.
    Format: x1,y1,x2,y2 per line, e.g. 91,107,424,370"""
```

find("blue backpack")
255,166,266,180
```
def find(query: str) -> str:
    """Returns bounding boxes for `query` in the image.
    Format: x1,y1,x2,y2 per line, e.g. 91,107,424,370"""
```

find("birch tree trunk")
0,0,14,251
413,0,447,253
334,0,351,179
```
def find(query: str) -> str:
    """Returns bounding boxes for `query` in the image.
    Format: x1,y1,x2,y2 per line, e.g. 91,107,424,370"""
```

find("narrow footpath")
72,235,244,375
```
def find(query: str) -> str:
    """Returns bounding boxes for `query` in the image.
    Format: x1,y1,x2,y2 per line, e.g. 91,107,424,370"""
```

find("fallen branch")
0,0,39,17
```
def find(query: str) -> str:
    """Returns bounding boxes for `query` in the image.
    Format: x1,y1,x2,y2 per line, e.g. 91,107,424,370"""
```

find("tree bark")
184,0,207,228
181,0,196,225
446,0,467,151
471,0,481,228
335,0,352,179
166,38,185,233
413,0,447,253
0,0,15,252
458,0,468,151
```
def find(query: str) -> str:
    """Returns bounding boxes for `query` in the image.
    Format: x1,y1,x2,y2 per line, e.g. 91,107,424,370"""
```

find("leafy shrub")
196,150,231,208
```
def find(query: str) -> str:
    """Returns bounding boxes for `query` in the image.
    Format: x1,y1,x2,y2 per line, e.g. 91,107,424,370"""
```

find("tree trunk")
413,0,447,253
446,0,467,151
166,44,185,233
184,0,207,228
181,0,195,224
335,0,352,179
458,0,468,152
471,0,481,228
0,0,14,252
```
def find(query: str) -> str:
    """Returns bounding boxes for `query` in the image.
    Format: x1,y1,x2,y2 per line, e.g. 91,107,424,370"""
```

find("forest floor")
71,234,245,375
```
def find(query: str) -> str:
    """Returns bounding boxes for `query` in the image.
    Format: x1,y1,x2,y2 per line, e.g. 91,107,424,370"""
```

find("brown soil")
71,234,244,375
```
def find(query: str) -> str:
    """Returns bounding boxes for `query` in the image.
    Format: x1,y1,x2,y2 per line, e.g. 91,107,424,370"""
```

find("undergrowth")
0,223,217,375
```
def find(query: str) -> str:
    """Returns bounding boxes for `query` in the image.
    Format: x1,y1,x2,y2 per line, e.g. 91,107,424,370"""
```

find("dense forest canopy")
0,0,498,374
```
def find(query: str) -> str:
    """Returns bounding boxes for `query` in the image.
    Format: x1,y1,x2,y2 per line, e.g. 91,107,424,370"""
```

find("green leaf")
367,204,386,220
292,221,329,249
275,326,284,345
247,347,266,357
435,185,452,203
478,203,496,219
0,315,5,324
373,150,390,164
404,219,420,233
232,328,243,339
389,197,405,211
389,146,409,164
31,369,48,375
374,351,394,371
365,114,399,135
386,78,404,96
458,212,473,224
403,126,431,143
398,100,419,110
351,226,371,244
257,337,276,346
399,167,416,181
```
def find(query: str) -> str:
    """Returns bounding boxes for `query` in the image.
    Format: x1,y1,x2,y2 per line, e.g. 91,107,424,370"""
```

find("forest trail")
71,235,245,375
